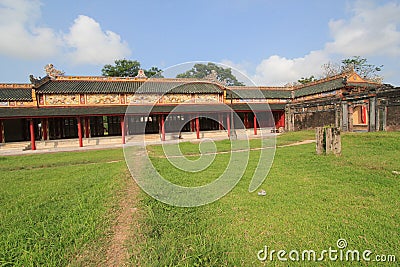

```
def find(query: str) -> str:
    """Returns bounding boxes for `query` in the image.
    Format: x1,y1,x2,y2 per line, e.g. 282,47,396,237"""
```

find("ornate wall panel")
127,94,161,104
45,94,80,105
164,94,192,103
195,94,220,103
86,94,120,105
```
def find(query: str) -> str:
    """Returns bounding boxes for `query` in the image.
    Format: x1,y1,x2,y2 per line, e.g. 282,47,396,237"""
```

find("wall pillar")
369,97,377,132
196,116,200,139
121,116,126,144
341,102,348,132
29,119,36,150
77,117,83,147
348,105,354,132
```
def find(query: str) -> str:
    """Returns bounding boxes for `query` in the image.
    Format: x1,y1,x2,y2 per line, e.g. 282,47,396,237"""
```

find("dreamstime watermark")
123,61,276,207
257,238,397,263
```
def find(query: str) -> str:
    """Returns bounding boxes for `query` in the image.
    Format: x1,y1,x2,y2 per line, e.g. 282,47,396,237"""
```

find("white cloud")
325,0,400,56
252,51,329,86
0,0,61,59
63,15,131,65
0,0,131,64
247,0,400,86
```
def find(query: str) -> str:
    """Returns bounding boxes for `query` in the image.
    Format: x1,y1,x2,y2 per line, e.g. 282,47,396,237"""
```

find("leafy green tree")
298,75,317,85
146,66,163,78
101,59,163,77
176,63,244,86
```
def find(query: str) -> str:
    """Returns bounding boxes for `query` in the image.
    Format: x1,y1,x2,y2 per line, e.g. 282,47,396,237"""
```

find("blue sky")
0,0,399,86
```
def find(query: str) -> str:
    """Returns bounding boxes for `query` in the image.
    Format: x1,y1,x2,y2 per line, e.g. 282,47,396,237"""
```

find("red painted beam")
196,116,200,139
121,116,125,144
254,113,257,135
29,119,36,150
77,117,83,147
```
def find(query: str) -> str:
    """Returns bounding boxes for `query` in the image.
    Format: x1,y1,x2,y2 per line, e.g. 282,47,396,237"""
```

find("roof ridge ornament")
44,64,65,79
205,70,228,86
135,69,147,79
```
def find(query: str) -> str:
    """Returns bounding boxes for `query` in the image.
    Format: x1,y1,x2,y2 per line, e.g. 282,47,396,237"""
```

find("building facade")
0,69,399,150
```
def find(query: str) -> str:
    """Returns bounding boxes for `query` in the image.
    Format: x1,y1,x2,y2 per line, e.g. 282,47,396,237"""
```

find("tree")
321,56,383,82
321,61,341,78
176,63,244,86
298,75,317,85
341,56,383,81
101,59,163,77
145,66,163,78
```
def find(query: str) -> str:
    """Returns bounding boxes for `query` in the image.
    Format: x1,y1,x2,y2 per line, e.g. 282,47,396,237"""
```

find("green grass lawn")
130,131,400,266
0,131,399,266
0,149,126,266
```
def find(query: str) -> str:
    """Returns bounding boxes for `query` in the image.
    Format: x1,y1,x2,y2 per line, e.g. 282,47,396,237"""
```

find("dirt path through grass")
277,139,315,147
105,173,139,266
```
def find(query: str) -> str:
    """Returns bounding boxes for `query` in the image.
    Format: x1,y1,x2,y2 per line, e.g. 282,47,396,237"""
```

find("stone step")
0,141,30,150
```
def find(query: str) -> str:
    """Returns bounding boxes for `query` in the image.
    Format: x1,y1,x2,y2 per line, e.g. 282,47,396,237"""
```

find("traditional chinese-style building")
0,67,399,150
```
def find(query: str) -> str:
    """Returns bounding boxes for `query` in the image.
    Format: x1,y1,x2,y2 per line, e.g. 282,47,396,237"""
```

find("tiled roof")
294,77,346,97
0,88,32,101
36,79,223,94
227,89,292,99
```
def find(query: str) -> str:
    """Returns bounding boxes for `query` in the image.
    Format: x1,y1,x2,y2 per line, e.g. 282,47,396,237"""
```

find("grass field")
0,149,126,266
0,131,399,266
130,131,399,266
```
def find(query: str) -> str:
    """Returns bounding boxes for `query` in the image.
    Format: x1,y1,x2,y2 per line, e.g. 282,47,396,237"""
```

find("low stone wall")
386,105,400,131
293,110,336,130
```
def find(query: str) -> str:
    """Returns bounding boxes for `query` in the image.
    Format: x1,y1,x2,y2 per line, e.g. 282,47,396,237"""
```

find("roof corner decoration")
44,64,65,79
135,69,147,79
29,75,51,88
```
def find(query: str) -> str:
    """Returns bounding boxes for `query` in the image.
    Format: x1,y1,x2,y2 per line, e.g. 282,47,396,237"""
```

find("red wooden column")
227,113,231,138
190,116,195,132
121,116,126,144
84,117,90,138
42,118,48,141
77,117,83,147
161,114,165,141
0,119,4,143
29,119,36,150
244,112,249,128
195,116,200,139
253,113,257,135
218,114,223,130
